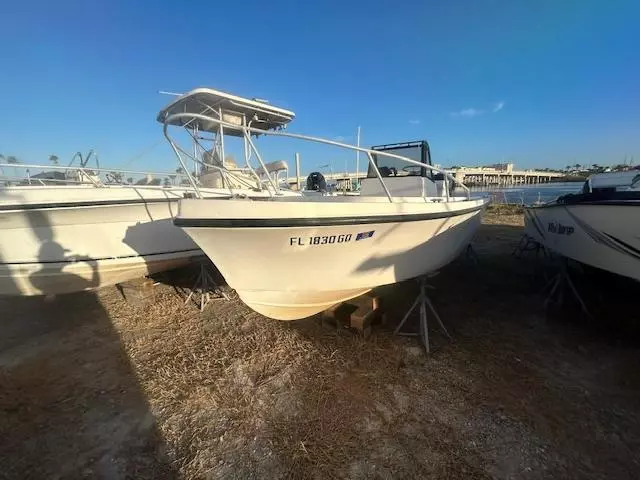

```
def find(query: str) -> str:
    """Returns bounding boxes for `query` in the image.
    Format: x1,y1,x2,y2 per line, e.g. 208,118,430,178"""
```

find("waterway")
471,181,583,205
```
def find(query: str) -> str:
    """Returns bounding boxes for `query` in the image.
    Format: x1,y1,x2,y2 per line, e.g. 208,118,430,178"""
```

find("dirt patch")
1,208,640,479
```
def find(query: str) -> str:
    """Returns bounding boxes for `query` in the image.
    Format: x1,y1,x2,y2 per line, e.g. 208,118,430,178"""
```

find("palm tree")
175,167,187,185
49,154,59,166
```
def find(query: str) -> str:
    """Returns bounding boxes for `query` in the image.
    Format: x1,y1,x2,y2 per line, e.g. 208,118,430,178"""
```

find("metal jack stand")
512,234,546,258
542,258,591,317
465,244,480,266
394,275,452,353
184,261,229,311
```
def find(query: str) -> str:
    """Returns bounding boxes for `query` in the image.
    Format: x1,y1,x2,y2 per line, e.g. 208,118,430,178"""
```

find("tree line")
0,154,60,165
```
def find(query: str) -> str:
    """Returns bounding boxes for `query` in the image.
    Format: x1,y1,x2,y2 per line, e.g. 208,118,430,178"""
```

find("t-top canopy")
157,87,295,136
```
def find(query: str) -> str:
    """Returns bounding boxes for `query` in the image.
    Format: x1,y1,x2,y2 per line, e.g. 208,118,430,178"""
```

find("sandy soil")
1,206,640,479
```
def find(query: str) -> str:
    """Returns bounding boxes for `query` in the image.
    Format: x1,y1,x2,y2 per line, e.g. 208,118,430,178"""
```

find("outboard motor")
306,172,327,192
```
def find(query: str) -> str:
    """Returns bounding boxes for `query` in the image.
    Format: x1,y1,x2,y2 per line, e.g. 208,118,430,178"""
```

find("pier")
449,163,564,186
285,162,565,190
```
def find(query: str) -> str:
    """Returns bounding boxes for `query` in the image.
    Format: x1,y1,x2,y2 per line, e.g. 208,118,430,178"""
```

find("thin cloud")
450,108,484,118
408,119,421,125
450,101,505,119
492,101,505,113
332,135,350,142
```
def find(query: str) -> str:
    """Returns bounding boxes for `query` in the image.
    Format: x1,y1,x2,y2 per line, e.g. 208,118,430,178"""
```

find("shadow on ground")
0,292,176,479
268,220,640,478
2,211,639,479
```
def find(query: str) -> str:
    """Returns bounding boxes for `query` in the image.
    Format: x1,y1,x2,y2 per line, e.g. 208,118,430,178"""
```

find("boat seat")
255,160,289,177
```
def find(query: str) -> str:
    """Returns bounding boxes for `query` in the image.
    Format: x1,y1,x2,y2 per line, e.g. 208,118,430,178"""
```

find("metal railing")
163,112,471,202
0,163,192,188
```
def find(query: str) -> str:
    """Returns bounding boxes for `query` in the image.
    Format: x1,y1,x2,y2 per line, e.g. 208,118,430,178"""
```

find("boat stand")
465,244,480,265
512,234,546,258
184,261,229,311
542,258,591,318
394,275,452,353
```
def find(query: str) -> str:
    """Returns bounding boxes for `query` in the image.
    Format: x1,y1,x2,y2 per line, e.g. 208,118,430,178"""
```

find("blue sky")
0,0,638,173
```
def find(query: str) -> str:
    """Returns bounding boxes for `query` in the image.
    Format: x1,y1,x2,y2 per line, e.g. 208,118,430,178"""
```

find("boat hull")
525,202,640,281
177,196,488,320
0,251,203,296
0,186,221,295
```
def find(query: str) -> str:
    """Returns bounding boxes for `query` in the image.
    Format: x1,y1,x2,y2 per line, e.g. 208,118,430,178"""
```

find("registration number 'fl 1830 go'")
290,234,352,246
289,230,375,247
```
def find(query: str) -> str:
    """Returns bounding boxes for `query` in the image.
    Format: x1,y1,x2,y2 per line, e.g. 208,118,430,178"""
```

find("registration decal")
356,230,375,241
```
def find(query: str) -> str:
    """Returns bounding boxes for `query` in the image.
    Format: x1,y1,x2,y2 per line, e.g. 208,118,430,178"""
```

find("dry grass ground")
1,205,640,479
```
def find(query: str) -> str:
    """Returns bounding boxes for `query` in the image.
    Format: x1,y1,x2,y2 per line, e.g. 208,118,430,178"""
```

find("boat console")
361,141,446,197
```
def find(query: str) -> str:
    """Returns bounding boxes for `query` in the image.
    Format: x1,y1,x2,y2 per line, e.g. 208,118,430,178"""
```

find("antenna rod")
158,90,183,96
295,153,301,190
355,126,361,187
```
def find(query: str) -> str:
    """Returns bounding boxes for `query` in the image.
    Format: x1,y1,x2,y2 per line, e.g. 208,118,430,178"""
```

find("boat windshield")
368,141,431,178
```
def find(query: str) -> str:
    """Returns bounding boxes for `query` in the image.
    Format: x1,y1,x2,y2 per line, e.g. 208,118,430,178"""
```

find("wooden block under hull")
323,293,383,337
115,278,157,304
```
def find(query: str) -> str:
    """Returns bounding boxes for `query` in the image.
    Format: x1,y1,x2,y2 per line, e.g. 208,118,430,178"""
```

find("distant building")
451,163,514,174
483,163,514,173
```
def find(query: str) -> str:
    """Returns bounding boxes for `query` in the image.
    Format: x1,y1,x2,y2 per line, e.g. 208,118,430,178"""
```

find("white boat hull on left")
3,251,202,296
